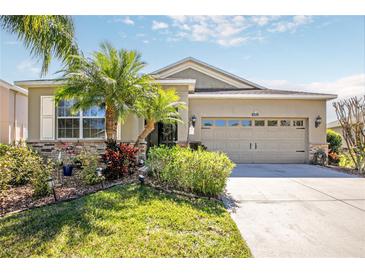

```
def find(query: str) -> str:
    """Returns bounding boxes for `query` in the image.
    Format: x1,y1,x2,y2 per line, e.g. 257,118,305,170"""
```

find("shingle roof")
195,88,336,97
327,120,341,128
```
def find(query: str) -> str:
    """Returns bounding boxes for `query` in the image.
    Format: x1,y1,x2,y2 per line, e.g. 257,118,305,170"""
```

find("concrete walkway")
224,164,365,257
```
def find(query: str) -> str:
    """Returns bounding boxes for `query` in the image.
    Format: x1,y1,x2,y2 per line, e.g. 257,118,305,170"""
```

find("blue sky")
1,16,364,120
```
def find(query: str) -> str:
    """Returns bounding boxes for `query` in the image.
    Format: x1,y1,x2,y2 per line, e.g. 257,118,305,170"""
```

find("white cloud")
122,16,135,25
152,20,169,30
16,60,40,75
304,74,365,98
217,37,248,47
269,15,312,33
259,74,365,122
260,74,365,99
251,16,280,26
163,16,309,47
142,40,149,44
167,16,251,46
111,16,135,25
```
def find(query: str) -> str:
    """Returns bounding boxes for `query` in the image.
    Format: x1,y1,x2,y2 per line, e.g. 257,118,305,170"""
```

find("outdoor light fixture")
252,111,259,117
315,115,322,128
138,159,145,167
96,167,103,177
138,174,145,184
47,177,57,201
191,115,197,127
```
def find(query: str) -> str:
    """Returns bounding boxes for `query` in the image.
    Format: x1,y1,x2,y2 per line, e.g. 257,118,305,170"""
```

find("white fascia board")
0,79,28,96
15,78,197,91
188,94,338,100
14,80,65,88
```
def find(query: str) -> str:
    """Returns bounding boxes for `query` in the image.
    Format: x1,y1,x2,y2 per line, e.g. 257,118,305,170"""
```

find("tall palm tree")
0,15,77,75
134,87,185,146
55,42,154,140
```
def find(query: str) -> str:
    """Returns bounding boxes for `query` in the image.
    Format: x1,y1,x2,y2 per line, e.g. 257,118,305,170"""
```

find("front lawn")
0,184,251,257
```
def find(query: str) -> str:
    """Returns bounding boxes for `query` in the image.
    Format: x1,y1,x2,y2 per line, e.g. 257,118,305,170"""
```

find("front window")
57,100,105,139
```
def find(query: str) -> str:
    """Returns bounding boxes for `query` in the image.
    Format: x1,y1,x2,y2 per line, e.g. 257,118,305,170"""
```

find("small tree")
56,42,154,140
333,96,365,173
327,129,342,154
134,87,185,146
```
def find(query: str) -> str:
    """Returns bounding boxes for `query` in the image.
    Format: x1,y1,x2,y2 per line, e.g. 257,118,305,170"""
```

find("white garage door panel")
201,118,307,164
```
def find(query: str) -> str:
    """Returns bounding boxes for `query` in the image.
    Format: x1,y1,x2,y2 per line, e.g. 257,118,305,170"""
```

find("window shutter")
40,96,55,140
116,120,121,140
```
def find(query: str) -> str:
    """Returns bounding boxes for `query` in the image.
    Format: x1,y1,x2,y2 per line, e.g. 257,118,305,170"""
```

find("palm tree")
55,42,154,140
134,87,185,146
0,15,77,75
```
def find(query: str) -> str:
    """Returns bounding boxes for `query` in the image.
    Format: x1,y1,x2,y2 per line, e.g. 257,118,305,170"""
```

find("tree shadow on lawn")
0,184,226,257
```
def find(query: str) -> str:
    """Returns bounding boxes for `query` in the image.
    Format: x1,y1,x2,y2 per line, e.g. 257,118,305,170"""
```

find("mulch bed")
326,165,365,177
0,169,138,217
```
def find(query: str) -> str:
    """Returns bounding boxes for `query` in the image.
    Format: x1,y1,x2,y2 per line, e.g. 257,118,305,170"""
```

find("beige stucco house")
15,57,337,163
0,79,28,144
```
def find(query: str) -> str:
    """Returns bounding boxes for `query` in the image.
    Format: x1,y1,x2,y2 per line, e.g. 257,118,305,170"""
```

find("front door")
158,123,177,146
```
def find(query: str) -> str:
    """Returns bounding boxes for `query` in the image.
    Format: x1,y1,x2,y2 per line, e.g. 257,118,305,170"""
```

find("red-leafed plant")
328,151,340,164
102,140,138,179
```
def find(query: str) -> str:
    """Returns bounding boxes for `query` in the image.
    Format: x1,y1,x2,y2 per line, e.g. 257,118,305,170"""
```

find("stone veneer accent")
309,143,329,163
27,140,107,160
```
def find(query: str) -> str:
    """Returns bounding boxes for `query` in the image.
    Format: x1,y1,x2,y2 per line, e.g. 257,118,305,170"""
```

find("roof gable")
151,57,265,89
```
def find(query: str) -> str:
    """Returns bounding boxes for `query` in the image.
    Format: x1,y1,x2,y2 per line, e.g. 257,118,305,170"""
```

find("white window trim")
56,103,106,140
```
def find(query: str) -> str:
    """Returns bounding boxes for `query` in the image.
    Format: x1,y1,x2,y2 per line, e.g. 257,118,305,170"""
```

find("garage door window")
215,120,226,127
202,120,214,127
268,120,278,127
241,120,252,127
280,120,291,126
254,120,265,127
293,120,304,127
228,120,240,127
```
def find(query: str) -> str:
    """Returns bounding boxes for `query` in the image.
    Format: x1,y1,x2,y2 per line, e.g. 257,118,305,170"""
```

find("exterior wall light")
315,115,322,128
252,111,259,117
138,174,145,184
191,115,197,127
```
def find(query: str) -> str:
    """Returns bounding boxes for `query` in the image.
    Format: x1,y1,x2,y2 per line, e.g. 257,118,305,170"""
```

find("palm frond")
0,15,77,76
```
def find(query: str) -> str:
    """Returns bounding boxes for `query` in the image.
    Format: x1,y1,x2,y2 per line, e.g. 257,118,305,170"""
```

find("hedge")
146,146,235,197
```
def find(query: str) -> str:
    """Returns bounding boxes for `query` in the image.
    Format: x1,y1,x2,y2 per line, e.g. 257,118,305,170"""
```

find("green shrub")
327,129,342,153
78,151,105,185
339,152,355,169
0,143,10,156
0,156,14,192
146,146,235,197
0,144,52,197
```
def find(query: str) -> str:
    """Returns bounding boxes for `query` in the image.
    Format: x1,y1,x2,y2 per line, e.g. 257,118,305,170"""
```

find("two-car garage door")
201,118,307,164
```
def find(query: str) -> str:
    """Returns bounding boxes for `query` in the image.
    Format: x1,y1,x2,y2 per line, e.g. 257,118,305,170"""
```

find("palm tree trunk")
135,120,155,146
105,104,117,140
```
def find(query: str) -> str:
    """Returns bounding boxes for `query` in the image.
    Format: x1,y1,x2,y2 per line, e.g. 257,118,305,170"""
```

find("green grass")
0,184,251,257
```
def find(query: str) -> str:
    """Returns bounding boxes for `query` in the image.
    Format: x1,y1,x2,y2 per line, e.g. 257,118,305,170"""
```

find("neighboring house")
327,120,348,149
0,79,28,144
15,57,337,163
327,120,342,135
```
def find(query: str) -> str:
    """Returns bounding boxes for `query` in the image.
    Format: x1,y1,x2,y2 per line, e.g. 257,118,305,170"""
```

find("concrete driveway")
224,164,365,257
